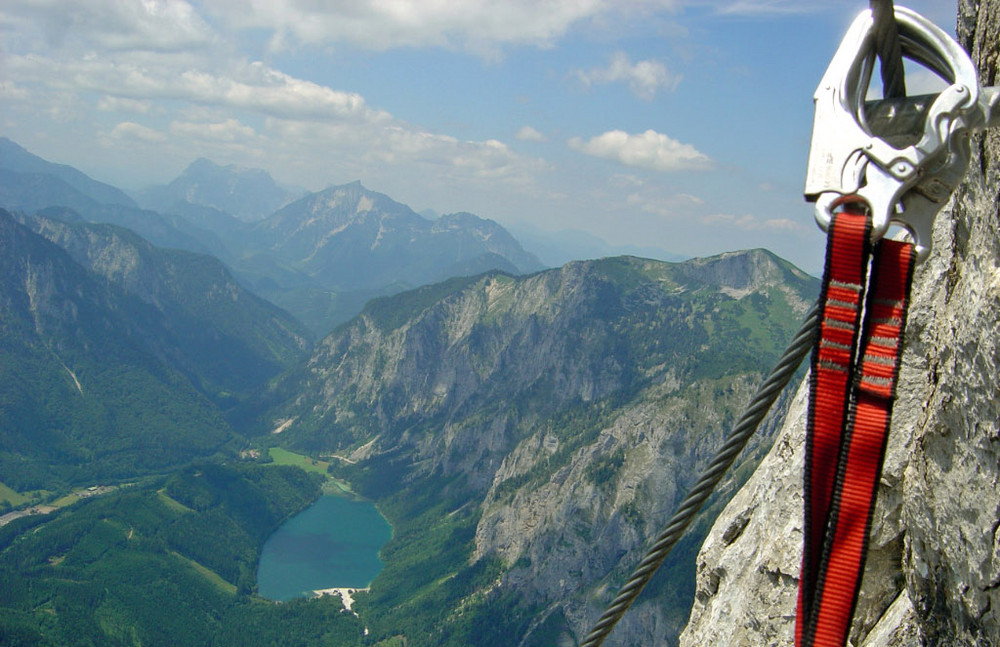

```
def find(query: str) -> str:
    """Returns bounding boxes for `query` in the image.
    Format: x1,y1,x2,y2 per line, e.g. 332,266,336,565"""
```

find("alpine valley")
0,138,820,646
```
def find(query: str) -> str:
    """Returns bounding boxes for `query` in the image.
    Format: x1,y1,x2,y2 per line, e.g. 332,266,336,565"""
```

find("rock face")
16,210,312,395
680,2,1000,645
0,209,235,488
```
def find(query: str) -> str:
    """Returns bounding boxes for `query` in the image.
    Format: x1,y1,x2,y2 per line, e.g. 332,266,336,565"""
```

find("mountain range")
0,207,310,489
0,137,821,646
231,181,546,334
0,138,544,335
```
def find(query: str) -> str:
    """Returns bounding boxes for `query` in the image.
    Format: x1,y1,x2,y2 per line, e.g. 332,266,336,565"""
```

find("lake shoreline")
313,587,368,612
256,494,392,602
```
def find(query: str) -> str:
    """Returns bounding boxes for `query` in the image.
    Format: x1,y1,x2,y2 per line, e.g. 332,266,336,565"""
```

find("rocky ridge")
15,210,311,395
0,209,234,487
680,2,1000,644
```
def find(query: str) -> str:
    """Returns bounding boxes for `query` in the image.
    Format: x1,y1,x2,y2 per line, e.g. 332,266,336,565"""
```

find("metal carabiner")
803,5,997,261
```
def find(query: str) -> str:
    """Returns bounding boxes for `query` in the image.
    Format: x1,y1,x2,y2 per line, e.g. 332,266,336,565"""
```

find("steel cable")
579,301,820,647
871,0,906,99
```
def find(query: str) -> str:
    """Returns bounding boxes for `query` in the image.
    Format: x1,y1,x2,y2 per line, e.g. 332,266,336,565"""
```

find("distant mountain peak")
269,181,416,234
676,248,812,294
311,180,371,207
186,156,218,170
181,157,271,179
138,157,305,222
319,180,368,198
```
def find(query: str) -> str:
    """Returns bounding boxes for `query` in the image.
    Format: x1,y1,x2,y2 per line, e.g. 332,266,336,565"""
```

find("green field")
267,448,365,500
0,482,52,508
50,492,81,508
268,447,331,476
321,476,362,500
171,551,238,594
0,482,28,507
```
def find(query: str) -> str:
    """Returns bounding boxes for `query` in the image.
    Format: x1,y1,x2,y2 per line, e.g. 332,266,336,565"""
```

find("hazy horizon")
1,0,957,276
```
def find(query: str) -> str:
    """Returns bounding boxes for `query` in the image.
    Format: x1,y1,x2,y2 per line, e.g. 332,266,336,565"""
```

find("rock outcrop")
680,2,1000,644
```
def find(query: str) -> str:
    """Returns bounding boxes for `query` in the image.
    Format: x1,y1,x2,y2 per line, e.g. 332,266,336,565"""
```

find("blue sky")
0,0,958,274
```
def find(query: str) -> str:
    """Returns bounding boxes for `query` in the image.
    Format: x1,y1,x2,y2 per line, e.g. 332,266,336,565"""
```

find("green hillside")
0,463,368,647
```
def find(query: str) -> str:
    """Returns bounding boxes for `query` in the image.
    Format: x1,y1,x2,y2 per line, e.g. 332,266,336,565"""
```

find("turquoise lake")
257,495,392,601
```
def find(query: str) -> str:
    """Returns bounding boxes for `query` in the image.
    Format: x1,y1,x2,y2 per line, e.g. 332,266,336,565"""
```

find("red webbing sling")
796,201,916,647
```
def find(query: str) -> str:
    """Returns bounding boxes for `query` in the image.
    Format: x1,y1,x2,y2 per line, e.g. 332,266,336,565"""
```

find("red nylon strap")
797,209,916,647
797,208,872,644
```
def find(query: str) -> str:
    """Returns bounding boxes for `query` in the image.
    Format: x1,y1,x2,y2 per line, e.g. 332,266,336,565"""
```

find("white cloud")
609,173,645,188
575,52,680,99
515,125,547,142
265,118,549,188
0,81,29,101
110,121,167,143
175,64,391,122
713,0,821,15
6,40,548,193
202,0,682,55
170,118,256,142
702,212,804,231
0,0,214,52
97,96,153,113
625,189,704,217
569,129,712,172
7,54,389,124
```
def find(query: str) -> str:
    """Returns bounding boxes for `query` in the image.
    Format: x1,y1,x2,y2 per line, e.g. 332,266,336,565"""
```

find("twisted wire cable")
579,301,820,647
870,0,907,99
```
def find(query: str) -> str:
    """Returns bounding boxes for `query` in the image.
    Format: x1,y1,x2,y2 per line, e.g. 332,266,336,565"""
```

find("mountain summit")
234,180,544,333
254,181,543,290
137,158,304,221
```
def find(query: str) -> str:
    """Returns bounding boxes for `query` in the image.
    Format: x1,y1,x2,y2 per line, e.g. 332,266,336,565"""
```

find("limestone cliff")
680,2,1000,644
